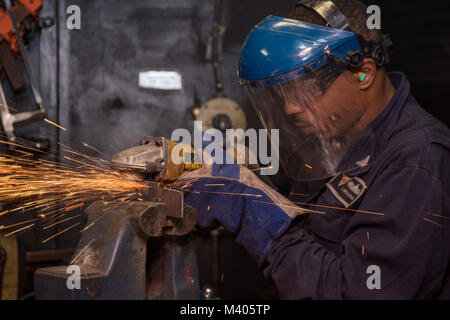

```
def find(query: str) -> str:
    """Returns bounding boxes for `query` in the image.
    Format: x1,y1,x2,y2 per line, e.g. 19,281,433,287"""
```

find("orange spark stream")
0,141,147,236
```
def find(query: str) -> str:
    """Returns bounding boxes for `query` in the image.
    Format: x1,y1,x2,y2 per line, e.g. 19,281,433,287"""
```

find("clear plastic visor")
243,62,375,181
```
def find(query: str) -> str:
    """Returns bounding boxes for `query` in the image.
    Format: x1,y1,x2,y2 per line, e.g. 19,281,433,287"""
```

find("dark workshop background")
1,0,449,299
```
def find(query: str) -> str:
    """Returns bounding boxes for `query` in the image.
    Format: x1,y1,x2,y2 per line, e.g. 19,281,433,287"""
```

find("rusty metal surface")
165,205,197,236
34,194,198,299
147,182,183,218
138,203,166,237
35,200,164,299
25,249,74,263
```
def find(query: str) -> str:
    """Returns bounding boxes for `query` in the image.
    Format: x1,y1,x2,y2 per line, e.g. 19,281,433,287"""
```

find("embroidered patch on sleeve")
326,173,367,208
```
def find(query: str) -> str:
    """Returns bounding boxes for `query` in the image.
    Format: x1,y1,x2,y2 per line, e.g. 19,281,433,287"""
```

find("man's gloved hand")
172,163,307,266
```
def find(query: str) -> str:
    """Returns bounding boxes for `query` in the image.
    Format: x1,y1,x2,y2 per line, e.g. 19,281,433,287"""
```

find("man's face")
283,71,365,139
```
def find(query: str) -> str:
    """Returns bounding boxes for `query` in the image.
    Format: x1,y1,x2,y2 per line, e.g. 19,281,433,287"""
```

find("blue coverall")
263,72,450,299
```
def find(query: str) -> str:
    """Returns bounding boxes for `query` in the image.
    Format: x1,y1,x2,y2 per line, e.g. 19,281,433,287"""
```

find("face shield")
239,16,375,181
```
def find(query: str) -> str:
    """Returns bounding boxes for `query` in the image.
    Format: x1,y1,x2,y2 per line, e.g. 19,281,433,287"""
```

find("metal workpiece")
147,181,184,219
146,182,198,235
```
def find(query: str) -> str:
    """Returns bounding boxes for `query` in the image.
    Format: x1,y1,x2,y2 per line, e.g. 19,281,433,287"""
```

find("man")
175,0,449,299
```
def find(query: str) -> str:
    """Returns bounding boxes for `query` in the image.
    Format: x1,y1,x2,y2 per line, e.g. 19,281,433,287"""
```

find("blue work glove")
172,163,307,266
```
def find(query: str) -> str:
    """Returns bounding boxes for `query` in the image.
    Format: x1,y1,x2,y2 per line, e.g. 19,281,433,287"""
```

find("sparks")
252,199,326,215
44,118,67,131
42,222,81,244
0,218,40,231
289,192,310,197
204,191,263,198
423,218,445,228
293,201,384,216
0,139,147,239
82,142,111,159
429,213,450,220
43,214,82,230
3,224,35,237
71,238,96,264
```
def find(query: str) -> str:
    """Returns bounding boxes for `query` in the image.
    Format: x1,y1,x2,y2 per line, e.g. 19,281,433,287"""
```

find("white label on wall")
139,71,183,90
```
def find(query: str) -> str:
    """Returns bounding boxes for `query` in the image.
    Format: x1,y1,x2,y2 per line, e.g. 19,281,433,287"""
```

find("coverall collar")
344,72,410,175
370,72,411,146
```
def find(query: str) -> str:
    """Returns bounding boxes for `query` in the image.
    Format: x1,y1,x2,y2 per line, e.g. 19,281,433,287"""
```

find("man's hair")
287,0,383,43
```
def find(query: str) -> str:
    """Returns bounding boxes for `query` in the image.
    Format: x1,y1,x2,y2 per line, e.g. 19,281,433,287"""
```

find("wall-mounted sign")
138,70,182,90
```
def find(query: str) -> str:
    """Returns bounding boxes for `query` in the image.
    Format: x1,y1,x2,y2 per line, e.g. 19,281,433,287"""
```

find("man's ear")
356,58,377,90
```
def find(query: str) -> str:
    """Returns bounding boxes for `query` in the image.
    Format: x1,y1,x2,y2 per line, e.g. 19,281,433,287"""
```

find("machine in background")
0,0,50,150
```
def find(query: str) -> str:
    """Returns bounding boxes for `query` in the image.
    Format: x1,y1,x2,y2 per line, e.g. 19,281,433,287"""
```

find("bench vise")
34,137,202,299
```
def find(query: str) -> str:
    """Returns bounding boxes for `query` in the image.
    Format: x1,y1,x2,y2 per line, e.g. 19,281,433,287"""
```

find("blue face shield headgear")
238,15,382,180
